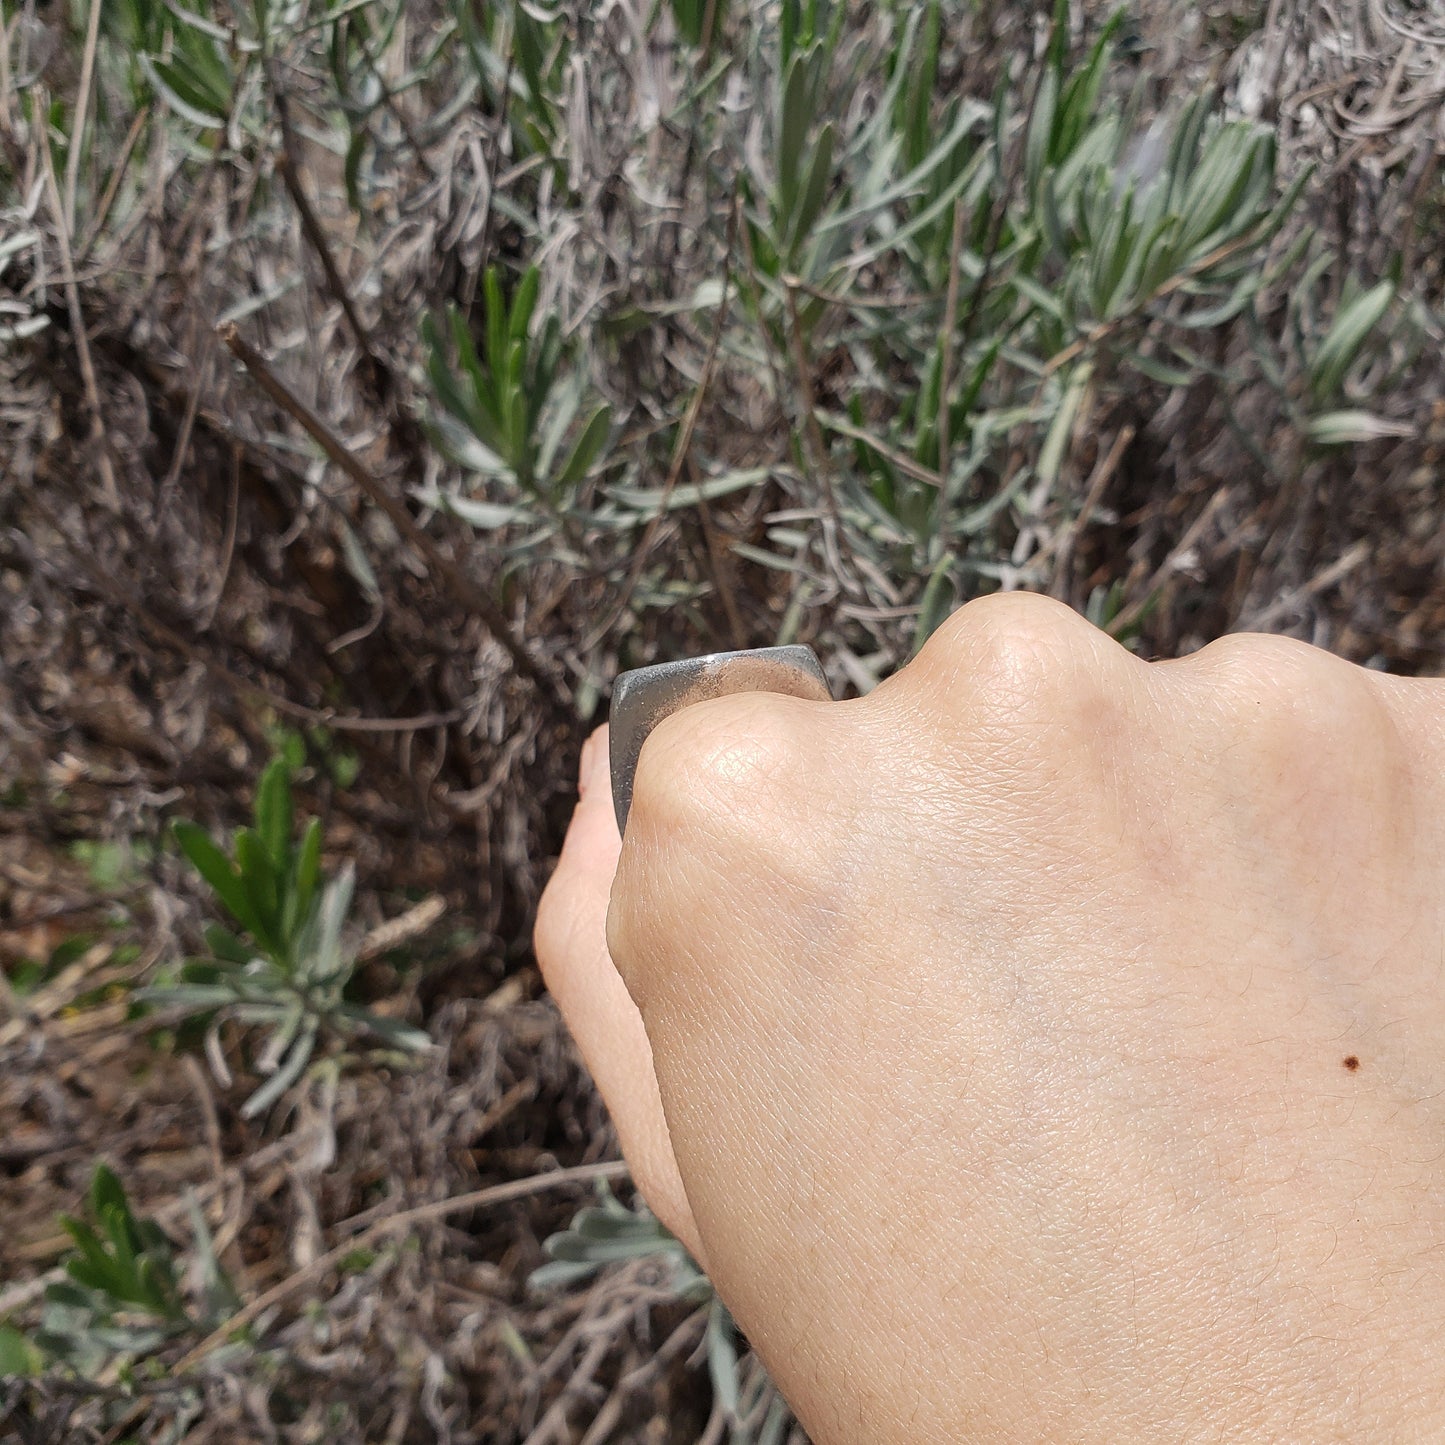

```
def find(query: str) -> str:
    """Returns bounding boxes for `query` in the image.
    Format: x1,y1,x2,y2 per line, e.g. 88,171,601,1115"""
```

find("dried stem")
40,108,120,510
174,1160,630,1372
62,0,104,235
584,195,741,649
220,324,574,717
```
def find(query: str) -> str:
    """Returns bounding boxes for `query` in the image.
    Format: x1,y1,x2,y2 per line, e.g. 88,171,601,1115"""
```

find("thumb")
534,725,703,1260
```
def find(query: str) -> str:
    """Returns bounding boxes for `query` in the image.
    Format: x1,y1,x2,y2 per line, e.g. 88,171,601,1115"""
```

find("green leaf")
444,309,504,442
100,1205,140,1289
1127,349,1199,388
509,266,540,343
1025,63,1058,196
1089,180,1136,316
241,1017,319,1118
60,1217,126,1300
135,1253,183,1319
955,338,1002,422
167,1,233,45
789,121,836,258
138,983,244,1009
419,490,528,529
334,1003,433,1052
344,128,367,213
1037,362,1092,489
706,1299,741,1419
529,1257,604,1290
1178,125,1267,255
777,53,811,218
554,404,612,487
88,1164,128,1224
290,817,323,934
507,384,531,484
174,823,265,941
912,551,956,655
257,999,306,1074
1165,91,1214,209
1309,280,1394,404
0,1324,42,1376
483,268,508,382
254,759,294,872
138,53,226,129
1054,12,1122,160
820,100,983,237
1171,271,1263,330
607,468,769,517
186,1191,241,1325
1305,410,1414,446
232,830,281,954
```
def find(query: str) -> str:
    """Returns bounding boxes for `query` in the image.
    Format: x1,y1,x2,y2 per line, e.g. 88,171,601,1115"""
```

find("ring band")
608,646,832,834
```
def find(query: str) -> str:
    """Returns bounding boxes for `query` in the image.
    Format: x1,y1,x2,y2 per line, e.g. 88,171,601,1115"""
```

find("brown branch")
955,16,1062,353
583,195,740,649
783,277,840,525
1107,485,1233,638
266,65,436,494
78,104,151,262
174,1159,630,1372
267,66,381,374
693,459,748,649
219,324,573,716
196,443,241,632
62,0,105,235
576,1308,708,1445
1047,424,1135,599
356,37,438,182
39,100,120,511
816,411,945,490
275,148,380,370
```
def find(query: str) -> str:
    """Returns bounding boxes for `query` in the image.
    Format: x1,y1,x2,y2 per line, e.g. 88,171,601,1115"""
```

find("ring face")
608,645,832,835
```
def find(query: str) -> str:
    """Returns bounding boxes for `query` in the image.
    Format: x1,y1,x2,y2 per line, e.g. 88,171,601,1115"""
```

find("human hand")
535,594,1445,1443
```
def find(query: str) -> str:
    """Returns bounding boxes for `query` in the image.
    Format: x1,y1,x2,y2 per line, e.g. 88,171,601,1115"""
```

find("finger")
534,725,703,1260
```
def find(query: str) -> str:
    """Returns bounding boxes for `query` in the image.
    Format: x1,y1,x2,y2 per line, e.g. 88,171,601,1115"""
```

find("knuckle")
609,690,848,1017
604,860,659,1012
1174,632,1399,786
626,690,805,846
603,878,641,993
1187,630,1325,690
1182,632,1359,732
609,692,808,1007
912,592,1130,730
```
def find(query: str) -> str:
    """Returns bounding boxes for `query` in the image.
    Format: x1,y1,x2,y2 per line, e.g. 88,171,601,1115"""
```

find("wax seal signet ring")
609,645,832,835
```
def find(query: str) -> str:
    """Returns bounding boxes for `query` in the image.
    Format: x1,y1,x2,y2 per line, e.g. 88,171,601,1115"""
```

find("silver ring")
609,645,832,835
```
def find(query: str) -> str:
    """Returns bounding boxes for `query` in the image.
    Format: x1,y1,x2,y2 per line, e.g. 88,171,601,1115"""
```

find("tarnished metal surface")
609,646,831,835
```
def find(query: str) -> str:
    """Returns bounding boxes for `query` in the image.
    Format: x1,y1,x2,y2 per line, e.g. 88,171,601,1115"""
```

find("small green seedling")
144,756,430,1117
424,266,611,500
4,1165,238,1380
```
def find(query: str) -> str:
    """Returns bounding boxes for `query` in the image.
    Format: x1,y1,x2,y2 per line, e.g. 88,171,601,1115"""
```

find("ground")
1,0,1444,1439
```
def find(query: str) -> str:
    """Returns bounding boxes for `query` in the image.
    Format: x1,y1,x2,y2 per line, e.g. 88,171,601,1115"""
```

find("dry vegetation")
1,0,1444,1439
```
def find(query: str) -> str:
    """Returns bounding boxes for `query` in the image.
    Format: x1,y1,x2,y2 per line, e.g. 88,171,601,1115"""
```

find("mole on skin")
1343,1055,1360,1072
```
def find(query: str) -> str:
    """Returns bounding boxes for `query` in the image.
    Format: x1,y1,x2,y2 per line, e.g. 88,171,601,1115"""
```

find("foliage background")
2,0,1444,1438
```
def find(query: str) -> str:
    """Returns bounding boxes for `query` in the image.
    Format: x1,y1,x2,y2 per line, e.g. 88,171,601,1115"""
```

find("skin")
534,593,1445,1443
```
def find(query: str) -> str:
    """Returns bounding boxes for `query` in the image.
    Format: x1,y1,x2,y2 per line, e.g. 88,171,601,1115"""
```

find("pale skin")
534,593,1445,1443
